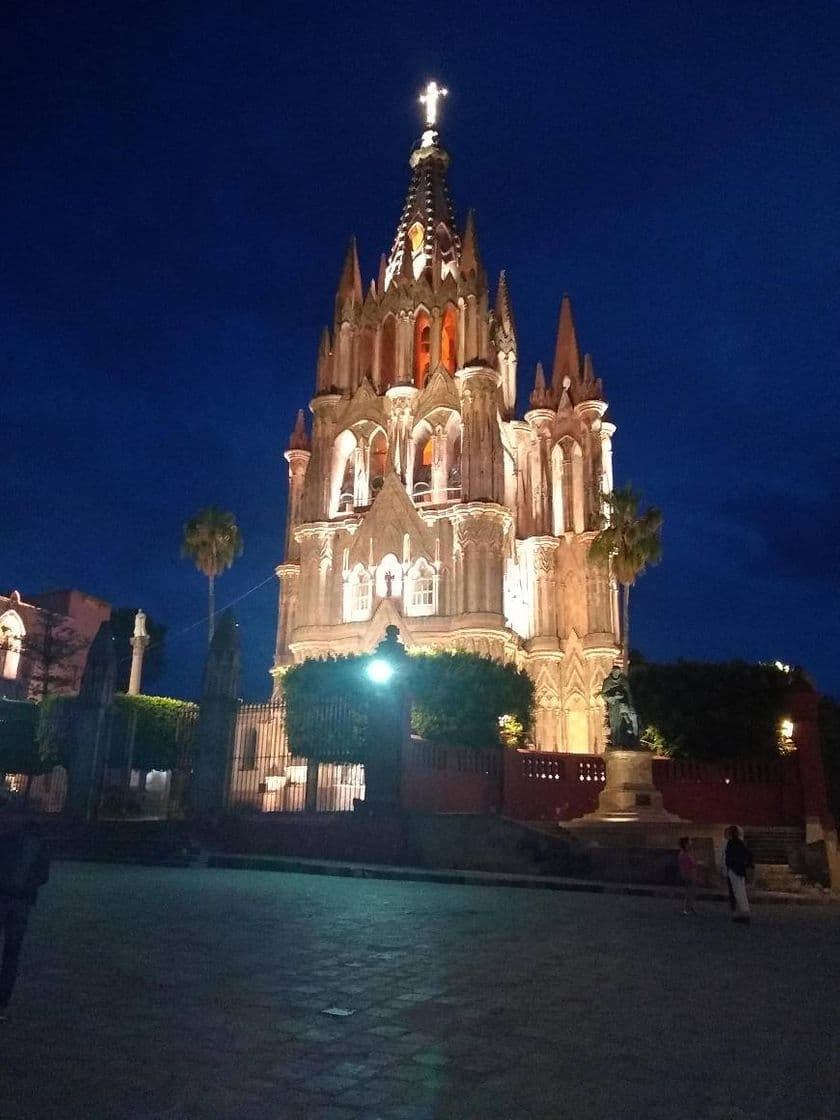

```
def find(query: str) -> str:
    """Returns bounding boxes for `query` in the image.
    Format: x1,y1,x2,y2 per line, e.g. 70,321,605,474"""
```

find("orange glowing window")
414,312,431,388
422,438,434,467
408,221,425,253
441,305,457,373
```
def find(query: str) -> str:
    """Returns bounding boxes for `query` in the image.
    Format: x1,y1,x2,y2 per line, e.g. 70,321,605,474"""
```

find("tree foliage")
408,651,533,748
589,485,662,671
630,657,791,762
282,657,371,764
0,700,43,775
181,507,244,643
111,695,198,772
36,693,197,774
282,650,535,762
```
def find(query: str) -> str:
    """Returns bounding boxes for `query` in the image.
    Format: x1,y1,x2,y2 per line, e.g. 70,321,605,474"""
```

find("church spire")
335,237,362,316
384,82,461,290
551,294,581,388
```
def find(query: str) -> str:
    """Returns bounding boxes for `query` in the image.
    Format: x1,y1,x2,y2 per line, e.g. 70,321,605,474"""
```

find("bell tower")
272,85,620,753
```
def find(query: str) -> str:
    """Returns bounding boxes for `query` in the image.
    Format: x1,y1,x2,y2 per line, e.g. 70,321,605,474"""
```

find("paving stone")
1,863,838,1120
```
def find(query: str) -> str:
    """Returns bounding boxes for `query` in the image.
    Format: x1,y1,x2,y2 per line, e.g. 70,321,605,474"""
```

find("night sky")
6,2,840,700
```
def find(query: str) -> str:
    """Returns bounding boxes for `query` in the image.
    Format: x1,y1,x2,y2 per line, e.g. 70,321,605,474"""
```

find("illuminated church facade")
273,86,620,753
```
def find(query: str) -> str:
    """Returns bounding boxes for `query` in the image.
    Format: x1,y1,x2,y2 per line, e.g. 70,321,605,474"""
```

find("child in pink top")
678,836,697,914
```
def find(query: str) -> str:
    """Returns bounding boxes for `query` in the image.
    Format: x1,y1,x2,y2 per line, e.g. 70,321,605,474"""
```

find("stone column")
301,395,340,522
127,610,149,696
65,621,116,820
189,611,241,819
525,538,560,647
284,448,311,562
274,564,299,672
459,365,504,503
362,626,409,816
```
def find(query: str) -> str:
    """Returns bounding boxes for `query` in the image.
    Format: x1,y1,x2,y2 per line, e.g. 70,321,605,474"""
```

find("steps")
744,827,804,865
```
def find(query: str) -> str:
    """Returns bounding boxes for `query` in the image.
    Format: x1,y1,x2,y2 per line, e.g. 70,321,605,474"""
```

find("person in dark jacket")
0,798,51,1019
721,824,753,924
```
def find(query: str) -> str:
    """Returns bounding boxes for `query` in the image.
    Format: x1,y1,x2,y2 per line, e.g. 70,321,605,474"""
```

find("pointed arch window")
406,559,436,616
441,305,457,374
414,312,431,389
369,431,387,499
345,565,372,622
413,433,433,504
380,316,396,391
408,222,425,254
447,433,462,499
552,440,584,534
339,456,355,513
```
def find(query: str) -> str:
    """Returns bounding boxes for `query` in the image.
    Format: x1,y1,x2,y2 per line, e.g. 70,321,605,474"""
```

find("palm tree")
589,484,662,672
182,507,244,643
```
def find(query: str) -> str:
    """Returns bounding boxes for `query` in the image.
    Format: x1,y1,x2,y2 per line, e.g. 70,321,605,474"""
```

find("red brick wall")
401,739,502,814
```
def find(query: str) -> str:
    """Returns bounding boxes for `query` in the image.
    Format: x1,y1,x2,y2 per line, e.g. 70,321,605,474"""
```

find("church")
272,85,620,753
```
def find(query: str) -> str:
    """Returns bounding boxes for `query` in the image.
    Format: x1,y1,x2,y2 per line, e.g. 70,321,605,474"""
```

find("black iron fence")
227,698,365,814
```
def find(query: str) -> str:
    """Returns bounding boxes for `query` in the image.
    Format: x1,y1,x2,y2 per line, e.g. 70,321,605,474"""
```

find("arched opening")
414,311,431,388
375,555,403,600
0,609,25,682
441,305,457,374
339,456,355,513
413,432,433,504
369,430,387,499
551,443,566,535
380,316,396,391
447,433,461,498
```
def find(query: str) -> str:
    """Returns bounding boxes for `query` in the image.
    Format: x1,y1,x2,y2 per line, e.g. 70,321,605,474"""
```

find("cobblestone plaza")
1,863,838,1119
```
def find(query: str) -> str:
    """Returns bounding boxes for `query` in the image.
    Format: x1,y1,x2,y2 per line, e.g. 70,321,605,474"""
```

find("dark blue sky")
6,1,840,699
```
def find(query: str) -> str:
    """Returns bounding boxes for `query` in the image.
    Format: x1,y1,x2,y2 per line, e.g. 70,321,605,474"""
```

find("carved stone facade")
272,116,620,752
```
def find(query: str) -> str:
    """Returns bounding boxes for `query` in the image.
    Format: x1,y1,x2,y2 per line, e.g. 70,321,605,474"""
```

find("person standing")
0,799,51,1020
677,836,698,914
721,824,753,924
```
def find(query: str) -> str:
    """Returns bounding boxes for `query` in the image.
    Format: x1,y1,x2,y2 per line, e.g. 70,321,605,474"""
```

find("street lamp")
366,657,395,685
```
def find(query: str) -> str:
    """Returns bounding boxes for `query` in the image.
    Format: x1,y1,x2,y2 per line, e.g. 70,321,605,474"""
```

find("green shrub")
282,650,534,762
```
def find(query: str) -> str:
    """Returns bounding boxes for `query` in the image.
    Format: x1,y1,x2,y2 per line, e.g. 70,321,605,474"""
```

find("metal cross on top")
419,81,448,127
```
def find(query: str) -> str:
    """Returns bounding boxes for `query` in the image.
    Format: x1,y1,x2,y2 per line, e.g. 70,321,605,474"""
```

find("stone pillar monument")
189,610,241,819
594,666,678,821
65,621,117,820
128,609,149,696
362,626,410,816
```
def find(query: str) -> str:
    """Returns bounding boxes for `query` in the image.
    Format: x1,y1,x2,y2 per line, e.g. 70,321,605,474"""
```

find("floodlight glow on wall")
367,658,395,685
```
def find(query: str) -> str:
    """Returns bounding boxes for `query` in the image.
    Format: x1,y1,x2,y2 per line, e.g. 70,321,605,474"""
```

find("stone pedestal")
594,749,681,822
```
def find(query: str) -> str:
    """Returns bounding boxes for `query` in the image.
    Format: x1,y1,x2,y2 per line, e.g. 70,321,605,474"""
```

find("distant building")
272,89,620,752
0,588,111,700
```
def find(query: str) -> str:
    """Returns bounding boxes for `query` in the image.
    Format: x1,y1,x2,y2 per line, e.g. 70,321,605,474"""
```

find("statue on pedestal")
601,666,640,749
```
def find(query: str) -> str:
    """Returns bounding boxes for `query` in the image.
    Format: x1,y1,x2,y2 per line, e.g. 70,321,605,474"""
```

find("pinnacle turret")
335,238,363,316
551,295,581,388
461,209,483,279
495,270,515,336
529,361,548,408
287,409,310,452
